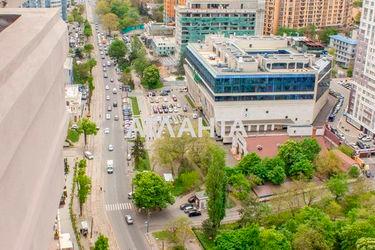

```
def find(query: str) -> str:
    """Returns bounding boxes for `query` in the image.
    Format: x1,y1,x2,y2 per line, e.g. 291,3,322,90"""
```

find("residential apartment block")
0,8,68,249
347,0,375,135
264,0,353,35
184,35,332,142
164,0,186,23
175,0,264,54
329,34,357,68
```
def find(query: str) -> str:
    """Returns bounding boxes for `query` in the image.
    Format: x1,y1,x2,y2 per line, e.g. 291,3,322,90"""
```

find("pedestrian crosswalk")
105,202,133,211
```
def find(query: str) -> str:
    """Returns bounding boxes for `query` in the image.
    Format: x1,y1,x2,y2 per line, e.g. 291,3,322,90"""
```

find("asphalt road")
86,0,148,249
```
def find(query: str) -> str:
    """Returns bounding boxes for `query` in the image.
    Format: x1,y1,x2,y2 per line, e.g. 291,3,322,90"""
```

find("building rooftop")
330,34,358,45
187,34,331,76
152,36,175,46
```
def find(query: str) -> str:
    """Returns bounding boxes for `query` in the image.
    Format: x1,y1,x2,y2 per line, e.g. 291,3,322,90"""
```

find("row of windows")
186,49,316,94
214,94,314,102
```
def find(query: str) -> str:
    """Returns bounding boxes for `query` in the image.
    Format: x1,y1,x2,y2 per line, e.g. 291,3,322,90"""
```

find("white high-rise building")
347,0,375,135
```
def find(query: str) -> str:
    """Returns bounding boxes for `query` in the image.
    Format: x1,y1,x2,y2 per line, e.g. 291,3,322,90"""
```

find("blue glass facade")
186,48,316,101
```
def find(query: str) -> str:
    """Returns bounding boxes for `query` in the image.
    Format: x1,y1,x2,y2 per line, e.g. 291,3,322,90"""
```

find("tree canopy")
133,171,174,210
108,39,127,62
94,234,109,250
141,65,162,89
77,118,97,145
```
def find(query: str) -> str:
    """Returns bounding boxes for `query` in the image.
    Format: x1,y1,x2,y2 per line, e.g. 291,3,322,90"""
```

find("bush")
338,145,355,157
173,171,200,196
136,152,150,171
67,129,80,143
202,219,216,239
348,166,360,178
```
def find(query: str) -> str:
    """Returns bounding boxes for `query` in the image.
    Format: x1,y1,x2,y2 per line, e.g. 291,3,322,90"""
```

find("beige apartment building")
0,8,68,249
264,0,353,35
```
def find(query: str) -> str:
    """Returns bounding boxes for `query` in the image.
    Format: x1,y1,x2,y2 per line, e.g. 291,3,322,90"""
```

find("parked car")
188,210,202,217
125,215,134,224
180,203,193,210
114,115,119,121
357,141,365,149
108,144,114,151
113,101,118,107
106,113,111,120
127,153,132,161
184,205,196,213
84,151,93,160
105,85,109,90
127,192,133,199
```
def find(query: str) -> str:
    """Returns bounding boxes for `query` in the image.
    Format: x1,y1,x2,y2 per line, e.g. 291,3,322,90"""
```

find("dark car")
180,203,193,210
357,141,365,149
188,210,202,217
113,101,118,107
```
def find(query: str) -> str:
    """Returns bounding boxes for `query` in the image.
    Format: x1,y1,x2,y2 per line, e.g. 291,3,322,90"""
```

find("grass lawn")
67,129,80,143
185,95,196,109
130,96,140,116
193,229,215,250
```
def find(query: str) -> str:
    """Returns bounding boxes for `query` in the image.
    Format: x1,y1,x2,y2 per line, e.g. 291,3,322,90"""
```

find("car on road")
113,88,117,94
172,95,177,102
357,141,365,149
105,85,109,90
106,113,111,120
192,113,198,119
362,136,372,142
103,67,106,72
127,192,133,199
183,106,188,112
125,215,134,225
104,128,110,134
71,124,78,129
84,151,94,160
188,210,201,217
127,153,132,161
107,105,112,111
184,205,196,213
180,203,193,210
110,78,114,82
108,144,114,151
114,115,119,121
174,106,178,113
104,73,108,78
106,160,114,174
106,95,110,101
107,61,111,66
113,101,118,107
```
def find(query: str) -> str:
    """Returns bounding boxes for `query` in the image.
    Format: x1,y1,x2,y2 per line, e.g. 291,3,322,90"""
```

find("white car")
127,153,131,161
362,136,372,142
107,61,111,66
174,107,178,113
106,95,110,101
106,113,111,120
84,151,93,160
192,113,198,119
113,88,117,94
110,78,114,83
108,144,114,151
104,128,110,134
105,85,109,90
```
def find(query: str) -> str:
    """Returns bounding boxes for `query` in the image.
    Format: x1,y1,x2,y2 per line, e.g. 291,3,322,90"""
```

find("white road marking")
105,202,133,211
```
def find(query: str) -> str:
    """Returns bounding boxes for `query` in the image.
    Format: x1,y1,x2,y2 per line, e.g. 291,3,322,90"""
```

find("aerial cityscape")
1,0,375,249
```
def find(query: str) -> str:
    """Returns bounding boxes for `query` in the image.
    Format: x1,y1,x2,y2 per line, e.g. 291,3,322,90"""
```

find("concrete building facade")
184,35,332,142
347,0,375,136
264,0,353,35
0,8,68,249
175,0,264,54
150,36,175,56
329,34,357,68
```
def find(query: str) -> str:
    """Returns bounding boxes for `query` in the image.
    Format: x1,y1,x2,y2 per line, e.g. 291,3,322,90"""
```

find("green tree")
356,237,375,250
237,152,261,176
260,229,291,250
227,173,251,200
315,150,343,178
83,19,92,40
165,216,193,246
318,27,338,44
215,224,261,250
263,157,286,184
133,171,174,210
300,138,321,162
96,0,110,16
340,220,375,250
101,13,119,35
347,65,354,77
94,234,109,250
327,175,348,201
87,75,95,113
119,68,134,89
77,174,91,216
354,12,362,25
349,166,361,178
77,118,97,145
278,140,304,167
73,60,90,84
205,146,227,237
83,43,94,58
132,55,150,77
141,65,162,89
131,133,146,167
289,158,314,179
238,197,270,227
151,5,163,22
108,39,127,62
292,225,330,250
86,58,97,75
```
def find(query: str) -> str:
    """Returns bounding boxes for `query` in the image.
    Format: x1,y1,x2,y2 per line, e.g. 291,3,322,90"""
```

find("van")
107,160,114,174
